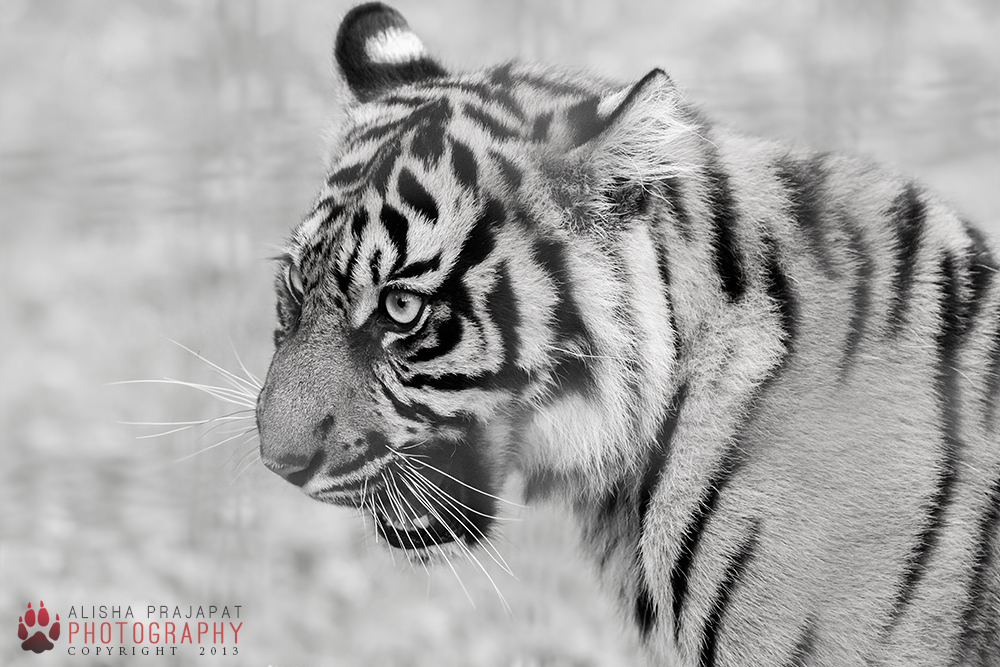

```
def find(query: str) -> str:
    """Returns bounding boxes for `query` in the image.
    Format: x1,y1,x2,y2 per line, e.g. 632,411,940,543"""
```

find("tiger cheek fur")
255,3,1000,666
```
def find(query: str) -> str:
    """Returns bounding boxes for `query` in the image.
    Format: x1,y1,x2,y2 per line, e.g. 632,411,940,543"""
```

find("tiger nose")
264,449,326,487
259,413,336,487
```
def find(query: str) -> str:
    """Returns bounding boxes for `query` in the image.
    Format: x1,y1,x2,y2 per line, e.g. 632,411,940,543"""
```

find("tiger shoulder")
254,4,1000,666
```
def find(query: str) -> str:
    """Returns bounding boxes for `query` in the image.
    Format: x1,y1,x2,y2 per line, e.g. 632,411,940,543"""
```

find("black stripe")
548,355,592,397
341,244,362,298
516,72,590,97
463,104,520,141
351,97,451,147
887,184,927,336
411,122,446,167
653,230,673,294
327,162,364,188
312,198,343,218
670,448,747,640
394,255,441,280
491,150,522,192
704,164,747,302
404,264,525,396
533,236,589,342
404,367,529,392
371,141,403,194
840,222,874,379
638,386,688,529
410,313,462,363
652,229,680,352
450,140,478,192
533,235,596,396
350,209,369,239
409,100,453,168
637,444,668,531
988,324,1000,431
764,238,797,356
351,122,398,146
959,475,1000,663
378,94,430,109
964,224,997,324
484,263,522,381
775,154,839,279
380,204,409,270
635,580,657,640
782,618,817,667
663,176,694,242
397,168,438,224
887,254,966,628
378,382,467,428
368,249,382,285
416,78,525,122
451,199,501,276
566,95,603,146
698,522,761,667
531,112,553,142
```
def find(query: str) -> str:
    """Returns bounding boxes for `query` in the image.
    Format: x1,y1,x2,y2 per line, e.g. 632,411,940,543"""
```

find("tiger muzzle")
256,330,376,492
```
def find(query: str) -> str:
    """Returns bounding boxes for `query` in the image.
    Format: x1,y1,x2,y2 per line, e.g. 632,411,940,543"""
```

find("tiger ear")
568,69,677,148
334,3,447,102
556,70,696,228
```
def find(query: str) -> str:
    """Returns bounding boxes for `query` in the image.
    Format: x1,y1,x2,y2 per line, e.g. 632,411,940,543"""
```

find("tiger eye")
382,289,425,326
284,264,305,304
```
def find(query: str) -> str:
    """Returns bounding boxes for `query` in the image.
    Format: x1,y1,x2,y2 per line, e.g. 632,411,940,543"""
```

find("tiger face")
256,0,699,553
254,3,678,553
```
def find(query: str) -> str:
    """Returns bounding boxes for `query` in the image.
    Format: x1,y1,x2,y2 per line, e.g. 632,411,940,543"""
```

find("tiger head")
256,3,693,554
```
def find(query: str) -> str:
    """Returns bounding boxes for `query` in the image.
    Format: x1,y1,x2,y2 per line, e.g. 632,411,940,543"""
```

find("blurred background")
1,1,997,665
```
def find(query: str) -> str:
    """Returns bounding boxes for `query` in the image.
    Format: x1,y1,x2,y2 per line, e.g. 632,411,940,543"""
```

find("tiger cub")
255,3,1000,665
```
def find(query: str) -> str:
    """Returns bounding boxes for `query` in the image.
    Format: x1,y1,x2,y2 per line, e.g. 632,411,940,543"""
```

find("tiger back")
255,4,1000,665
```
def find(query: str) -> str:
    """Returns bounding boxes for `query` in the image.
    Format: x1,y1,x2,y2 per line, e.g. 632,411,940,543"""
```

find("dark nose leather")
263,449,326,487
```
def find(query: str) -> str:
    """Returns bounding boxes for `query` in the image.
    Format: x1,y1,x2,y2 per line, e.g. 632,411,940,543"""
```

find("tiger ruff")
256,4,1000,666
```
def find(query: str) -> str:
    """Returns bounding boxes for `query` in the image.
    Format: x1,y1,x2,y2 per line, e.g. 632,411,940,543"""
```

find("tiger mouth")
370,465,473,550
374,507,455,549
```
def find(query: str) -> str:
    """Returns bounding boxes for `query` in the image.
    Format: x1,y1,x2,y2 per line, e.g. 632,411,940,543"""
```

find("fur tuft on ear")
554,69,701,230
335,3,447,102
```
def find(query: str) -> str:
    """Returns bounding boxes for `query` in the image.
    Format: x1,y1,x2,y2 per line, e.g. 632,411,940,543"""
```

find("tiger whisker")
232,447,262,481
401,478,514,579
386,472,432,576
167,338,263,393
403,475,512,615
360,476,378,553
548,345,629,362
229,441,260,470
436,539,476,609
159,378,257,404
174,426,259,463
120,410,254,428
399,468,516,578
372,485,398,567
384,471,427,565
393,451,526,509
227,338,264,389
112,379,256,408
394,462,519,523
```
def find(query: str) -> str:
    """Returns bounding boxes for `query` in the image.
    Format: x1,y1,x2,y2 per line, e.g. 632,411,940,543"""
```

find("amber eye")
382,289,425,327
285,264,304,304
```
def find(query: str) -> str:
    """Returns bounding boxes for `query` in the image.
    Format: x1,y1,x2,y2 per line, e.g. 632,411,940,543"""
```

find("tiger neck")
524,131,791,647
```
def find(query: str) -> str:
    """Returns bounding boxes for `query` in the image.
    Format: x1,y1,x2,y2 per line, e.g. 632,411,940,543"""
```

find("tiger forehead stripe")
365,27,424,64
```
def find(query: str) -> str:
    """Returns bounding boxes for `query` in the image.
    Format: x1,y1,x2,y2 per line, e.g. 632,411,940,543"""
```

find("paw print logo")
17,601,60,654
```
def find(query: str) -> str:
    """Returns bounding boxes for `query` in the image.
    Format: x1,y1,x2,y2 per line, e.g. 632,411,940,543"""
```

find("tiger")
254,3,1000,665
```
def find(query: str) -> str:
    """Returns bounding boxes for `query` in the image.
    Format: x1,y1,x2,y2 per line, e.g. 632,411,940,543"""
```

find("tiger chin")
255,3,1000,665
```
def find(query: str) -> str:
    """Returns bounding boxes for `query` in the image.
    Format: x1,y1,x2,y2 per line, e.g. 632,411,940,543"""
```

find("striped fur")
256,4,1000,665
